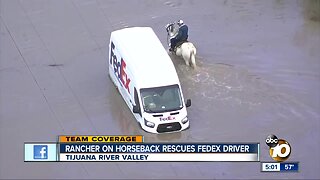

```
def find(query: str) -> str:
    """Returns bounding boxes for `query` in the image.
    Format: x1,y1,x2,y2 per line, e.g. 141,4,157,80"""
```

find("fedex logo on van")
160,116,176,121
110,41,131,94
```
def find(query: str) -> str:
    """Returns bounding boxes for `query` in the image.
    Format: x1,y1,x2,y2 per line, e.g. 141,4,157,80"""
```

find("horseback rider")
168,20,189,52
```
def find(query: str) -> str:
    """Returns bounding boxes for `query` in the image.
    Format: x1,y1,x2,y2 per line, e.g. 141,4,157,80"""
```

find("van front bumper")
156,122,182,133
142,119,189,134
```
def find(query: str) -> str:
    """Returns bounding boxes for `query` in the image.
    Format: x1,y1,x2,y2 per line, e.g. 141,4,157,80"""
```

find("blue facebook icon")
34,145,48,159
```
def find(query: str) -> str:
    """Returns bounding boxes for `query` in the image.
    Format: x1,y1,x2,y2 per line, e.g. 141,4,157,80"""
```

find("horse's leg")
182,50,190,66
185,57,190,66
190,50,196,68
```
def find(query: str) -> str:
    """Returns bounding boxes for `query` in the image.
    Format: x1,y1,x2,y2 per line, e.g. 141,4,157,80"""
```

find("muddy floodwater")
1,0,319,179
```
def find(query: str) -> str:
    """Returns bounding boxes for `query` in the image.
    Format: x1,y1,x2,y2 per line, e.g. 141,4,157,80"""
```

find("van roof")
110,27,180,89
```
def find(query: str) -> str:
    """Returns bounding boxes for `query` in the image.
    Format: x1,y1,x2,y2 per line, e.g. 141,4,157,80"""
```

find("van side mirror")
133,105,140,113
185,99,191,107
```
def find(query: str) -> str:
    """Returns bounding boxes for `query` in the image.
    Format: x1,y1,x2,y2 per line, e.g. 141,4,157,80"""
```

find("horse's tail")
190,48,196,69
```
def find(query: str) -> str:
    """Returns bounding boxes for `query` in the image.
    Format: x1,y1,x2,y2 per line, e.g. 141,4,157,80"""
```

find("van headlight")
144,118,155,128
181,116,188,124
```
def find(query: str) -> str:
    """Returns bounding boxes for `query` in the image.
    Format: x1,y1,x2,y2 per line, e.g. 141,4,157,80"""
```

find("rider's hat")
177,20,184,26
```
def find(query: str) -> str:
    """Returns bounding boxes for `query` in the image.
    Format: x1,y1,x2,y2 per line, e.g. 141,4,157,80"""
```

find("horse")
166,23,197,69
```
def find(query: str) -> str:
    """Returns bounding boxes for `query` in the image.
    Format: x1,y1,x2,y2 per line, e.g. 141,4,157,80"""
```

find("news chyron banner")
25,135,259,162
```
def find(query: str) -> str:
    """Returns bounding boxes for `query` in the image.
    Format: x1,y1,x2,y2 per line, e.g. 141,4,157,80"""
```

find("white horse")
166,23,197,69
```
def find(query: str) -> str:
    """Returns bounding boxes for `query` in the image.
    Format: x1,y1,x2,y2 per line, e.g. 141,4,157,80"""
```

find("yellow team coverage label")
59,135,143,143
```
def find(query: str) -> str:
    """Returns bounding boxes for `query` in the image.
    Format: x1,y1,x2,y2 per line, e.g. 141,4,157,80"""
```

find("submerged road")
1,0,319,179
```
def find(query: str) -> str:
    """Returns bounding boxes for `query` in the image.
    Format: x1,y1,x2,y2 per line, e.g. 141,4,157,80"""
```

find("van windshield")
140,84,183,113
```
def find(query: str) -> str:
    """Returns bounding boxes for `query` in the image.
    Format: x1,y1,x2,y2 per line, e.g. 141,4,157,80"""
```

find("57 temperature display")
261,162,299,172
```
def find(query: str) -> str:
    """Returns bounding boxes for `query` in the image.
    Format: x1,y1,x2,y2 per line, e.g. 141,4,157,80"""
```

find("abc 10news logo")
265,134,291,162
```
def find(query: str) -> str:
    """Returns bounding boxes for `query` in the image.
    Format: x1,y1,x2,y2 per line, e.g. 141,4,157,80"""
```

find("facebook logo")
33,145,48,159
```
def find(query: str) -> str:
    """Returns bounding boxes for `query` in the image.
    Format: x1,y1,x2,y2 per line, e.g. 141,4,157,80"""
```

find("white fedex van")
108,27,191,133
